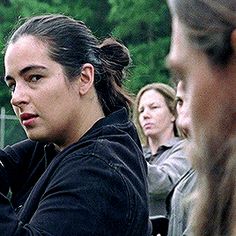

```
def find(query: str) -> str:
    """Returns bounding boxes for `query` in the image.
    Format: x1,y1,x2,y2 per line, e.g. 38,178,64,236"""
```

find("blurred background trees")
0,0,171,145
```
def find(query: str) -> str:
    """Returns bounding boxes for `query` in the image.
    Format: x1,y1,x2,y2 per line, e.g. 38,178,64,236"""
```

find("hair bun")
99,38,131,70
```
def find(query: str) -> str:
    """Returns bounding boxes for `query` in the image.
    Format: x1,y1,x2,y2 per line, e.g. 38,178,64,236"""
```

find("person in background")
166,0,236,235
133,82,191,218
175,81,191,139
167,80,197,236
0,14,151,235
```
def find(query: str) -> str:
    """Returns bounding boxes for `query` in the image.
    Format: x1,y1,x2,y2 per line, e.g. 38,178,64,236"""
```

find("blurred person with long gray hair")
166,0,236,235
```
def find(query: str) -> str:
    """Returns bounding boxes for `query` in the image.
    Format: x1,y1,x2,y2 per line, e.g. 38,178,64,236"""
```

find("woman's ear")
78,63,94,95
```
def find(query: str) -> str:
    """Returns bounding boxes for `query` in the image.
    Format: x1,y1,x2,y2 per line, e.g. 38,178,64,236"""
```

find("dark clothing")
1,141,53,211
167,169,197,236
0,108,151,236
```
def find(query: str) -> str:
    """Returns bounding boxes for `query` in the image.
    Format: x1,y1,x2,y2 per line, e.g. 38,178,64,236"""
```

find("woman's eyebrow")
19,65,47,76
4,65,47,82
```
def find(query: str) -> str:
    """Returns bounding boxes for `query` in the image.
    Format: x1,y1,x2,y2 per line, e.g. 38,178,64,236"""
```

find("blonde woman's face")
138,89,175,140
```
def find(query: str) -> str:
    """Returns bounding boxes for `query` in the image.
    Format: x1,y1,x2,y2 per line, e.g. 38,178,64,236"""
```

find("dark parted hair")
6,14,132,116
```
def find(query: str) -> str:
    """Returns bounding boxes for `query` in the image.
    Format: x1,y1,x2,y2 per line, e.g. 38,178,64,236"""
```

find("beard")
188,109,236,236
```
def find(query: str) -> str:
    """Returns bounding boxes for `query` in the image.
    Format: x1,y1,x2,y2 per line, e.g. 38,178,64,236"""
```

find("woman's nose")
10,84,29,108
142,108,151,118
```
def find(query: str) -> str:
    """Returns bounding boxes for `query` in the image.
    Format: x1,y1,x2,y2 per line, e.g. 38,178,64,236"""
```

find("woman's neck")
58,93,105,151
148,130,175,155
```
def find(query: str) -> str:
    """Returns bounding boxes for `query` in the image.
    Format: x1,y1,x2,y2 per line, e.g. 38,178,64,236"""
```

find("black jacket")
0,108,152,235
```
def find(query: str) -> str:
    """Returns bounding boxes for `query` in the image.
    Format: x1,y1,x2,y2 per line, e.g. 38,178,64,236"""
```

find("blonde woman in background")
133,83,191,220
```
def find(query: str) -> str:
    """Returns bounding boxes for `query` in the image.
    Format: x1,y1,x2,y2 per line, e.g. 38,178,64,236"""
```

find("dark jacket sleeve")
1,140,45,196
0,150,10,195
0,152,131,235
0,140,50,235
0,149,19,234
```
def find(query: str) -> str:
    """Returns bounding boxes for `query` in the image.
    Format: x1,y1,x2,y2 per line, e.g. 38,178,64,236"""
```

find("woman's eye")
138,108,144,114
6,82,16,92
138,110,143,114
151,105,160,109
30,75,42,82
176,98,183,106
9,84,16,92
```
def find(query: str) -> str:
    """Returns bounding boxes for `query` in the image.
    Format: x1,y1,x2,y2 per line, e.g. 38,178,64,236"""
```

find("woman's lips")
143,123,153,129
20,113,38,127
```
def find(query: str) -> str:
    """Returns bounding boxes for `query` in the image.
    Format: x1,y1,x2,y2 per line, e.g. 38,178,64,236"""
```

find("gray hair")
168,0,236,66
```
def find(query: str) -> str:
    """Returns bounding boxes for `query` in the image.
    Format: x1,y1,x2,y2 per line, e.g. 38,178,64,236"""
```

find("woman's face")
138,89,175,140
167,17,236,149
4,35,83,148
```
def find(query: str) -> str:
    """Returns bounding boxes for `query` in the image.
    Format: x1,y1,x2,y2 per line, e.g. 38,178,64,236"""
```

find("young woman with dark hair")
0,14,151,235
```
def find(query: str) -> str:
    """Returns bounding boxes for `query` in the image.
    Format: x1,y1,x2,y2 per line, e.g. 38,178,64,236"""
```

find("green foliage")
125,37,171,94
109,0,170,42
3,119,26,147
108,0,172,93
